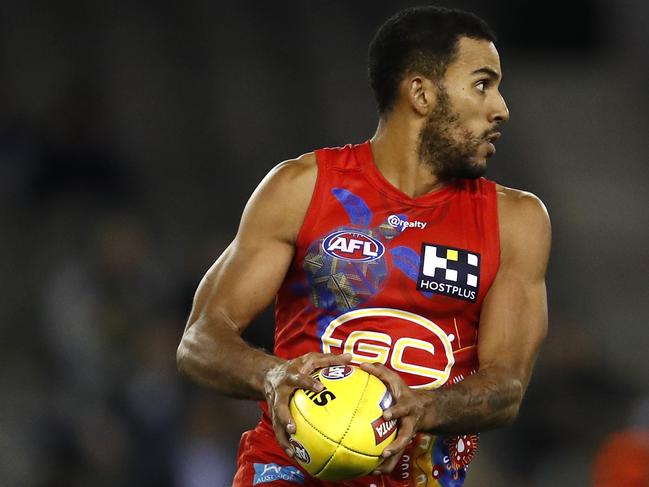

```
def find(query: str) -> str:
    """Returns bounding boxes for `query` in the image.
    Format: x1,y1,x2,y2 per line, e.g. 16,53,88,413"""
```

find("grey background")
1,0,647,486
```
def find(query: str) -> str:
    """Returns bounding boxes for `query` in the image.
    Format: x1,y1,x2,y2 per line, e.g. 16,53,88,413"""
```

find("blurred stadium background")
1,0,648,485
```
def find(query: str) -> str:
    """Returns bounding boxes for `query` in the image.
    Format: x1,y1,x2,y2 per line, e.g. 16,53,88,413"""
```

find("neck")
369,113,445,199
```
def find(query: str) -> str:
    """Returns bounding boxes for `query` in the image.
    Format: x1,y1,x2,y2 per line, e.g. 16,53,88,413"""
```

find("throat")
369,125,445,199
387,169,445,198
373,150,445,198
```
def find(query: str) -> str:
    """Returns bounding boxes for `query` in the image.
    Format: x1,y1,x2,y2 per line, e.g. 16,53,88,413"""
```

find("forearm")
176,317,283,400
418,367,523,434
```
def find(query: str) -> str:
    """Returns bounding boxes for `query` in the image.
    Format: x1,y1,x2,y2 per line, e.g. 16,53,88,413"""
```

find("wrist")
259,356,286,396
414,389,438,432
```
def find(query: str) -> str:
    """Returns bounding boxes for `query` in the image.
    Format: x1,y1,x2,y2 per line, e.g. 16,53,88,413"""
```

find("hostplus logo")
417,244,480,302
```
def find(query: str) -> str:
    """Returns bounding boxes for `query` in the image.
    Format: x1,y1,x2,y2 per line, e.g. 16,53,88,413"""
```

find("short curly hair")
368,6,496,115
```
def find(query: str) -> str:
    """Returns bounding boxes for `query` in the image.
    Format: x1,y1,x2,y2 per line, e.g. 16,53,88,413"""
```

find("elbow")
176,320,222,384
176,341,189,377
501,379,524,426
501,402,521,427
176,326,199,379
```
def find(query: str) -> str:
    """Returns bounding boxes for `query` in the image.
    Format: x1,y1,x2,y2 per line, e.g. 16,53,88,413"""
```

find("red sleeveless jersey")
251,141,500,486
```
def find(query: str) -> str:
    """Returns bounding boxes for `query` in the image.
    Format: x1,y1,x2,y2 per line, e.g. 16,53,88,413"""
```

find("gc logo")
320,308,454,389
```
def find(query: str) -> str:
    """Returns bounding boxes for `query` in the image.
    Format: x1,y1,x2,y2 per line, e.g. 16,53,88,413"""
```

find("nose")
490,91,510,123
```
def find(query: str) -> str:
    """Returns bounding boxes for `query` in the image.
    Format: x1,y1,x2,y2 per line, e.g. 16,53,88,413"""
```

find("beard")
417,88,491,182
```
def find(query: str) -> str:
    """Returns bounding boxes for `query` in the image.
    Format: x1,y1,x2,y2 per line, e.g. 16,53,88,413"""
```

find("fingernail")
383,449,392,457
287,423,296,434
373,470,381,476
285,448,294,458
313,381,324,392
384,412,392,420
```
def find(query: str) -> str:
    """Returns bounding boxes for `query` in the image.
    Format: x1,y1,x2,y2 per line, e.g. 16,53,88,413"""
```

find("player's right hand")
263,352,352,458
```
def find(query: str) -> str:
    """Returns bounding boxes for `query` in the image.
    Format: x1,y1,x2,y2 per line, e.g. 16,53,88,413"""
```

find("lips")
485,132,501,143
485,132,500,156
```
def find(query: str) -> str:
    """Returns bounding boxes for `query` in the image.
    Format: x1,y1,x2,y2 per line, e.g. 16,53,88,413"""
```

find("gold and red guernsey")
259,141,500,485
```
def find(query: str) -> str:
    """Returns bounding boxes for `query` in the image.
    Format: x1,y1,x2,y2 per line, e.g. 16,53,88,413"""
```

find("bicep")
187,234,295,333
478,261,548,389
185,156,316,334
477,191,551,390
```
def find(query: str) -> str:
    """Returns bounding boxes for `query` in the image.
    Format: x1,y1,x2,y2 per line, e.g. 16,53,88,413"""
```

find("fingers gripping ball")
288,365,397,481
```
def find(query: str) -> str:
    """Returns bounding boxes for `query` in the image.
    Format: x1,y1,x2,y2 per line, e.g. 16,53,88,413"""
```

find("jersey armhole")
489,180,502,271
293,150,326,251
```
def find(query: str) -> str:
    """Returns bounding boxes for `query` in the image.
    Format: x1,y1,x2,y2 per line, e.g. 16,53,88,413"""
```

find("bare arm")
363,186,551,472
176,153,352,456
176,156,314,398
416,187,551,432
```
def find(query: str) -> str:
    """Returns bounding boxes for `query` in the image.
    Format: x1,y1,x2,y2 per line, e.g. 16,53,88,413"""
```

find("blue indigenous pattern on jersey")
304,225,388,311
303,188,390,312
304,188,447,312
390,245,433,299
331,187,372,226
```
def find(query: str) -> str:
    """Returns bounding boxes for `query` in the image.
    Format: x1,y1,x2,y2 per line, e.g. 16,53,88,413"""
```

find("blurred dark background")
1,1,648,486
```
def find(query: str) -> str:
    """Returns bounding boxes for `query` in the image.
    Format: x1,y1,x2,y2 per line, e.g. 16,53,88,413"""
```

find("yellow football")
288,365,397,481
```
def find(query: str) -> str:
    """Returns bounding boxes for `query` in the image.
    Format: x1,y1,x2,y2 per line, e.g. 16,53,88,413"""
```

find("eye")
475,80,487,93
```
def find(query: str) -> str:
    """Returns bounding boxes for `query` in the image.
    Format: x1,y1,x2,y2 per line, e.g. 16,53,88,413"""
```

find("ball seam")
338,368,370,446
314,370,375,477
292,404,380,458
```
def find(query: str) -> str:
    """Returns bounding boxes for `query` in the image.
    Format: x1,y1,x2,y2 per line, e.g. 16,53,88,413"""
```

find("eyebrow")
471,67,501,80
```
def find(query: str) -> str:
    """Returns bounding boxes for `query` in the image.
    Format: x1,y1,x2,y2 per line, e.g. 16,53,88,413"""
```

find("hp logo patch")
417,244,480,302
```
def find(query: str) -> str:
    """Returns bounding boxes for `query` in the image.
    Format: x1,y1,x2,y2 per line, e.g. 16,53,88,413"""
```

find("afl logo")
289,438,311,464
322,230,385,262
320,365,353,380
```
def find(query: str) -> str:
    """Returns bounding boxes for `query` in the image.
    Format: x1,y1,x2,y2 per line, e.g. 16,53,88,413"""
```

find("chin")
461,159,487,179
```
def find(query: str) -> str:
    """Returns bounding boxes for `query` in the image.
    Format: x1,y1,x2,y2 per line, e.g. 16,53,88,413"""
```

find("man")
177,6,550,486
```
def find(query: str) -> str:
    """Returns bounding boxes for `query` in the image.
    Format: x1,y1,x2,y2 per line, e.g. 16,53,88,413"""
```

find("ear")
404,75,437,116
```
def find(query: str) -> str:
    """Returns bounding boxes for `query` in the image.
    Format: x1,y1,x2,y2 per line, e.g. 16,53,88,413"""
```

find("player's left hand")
359,362,426,476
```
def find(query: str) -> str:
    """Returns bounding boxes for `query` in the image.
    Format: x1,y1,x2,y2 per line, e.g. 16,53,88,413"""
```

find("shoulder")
259,152,317,193
240,152,318,244
251,152,317,203
496,184,550,229
495,184,551,262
